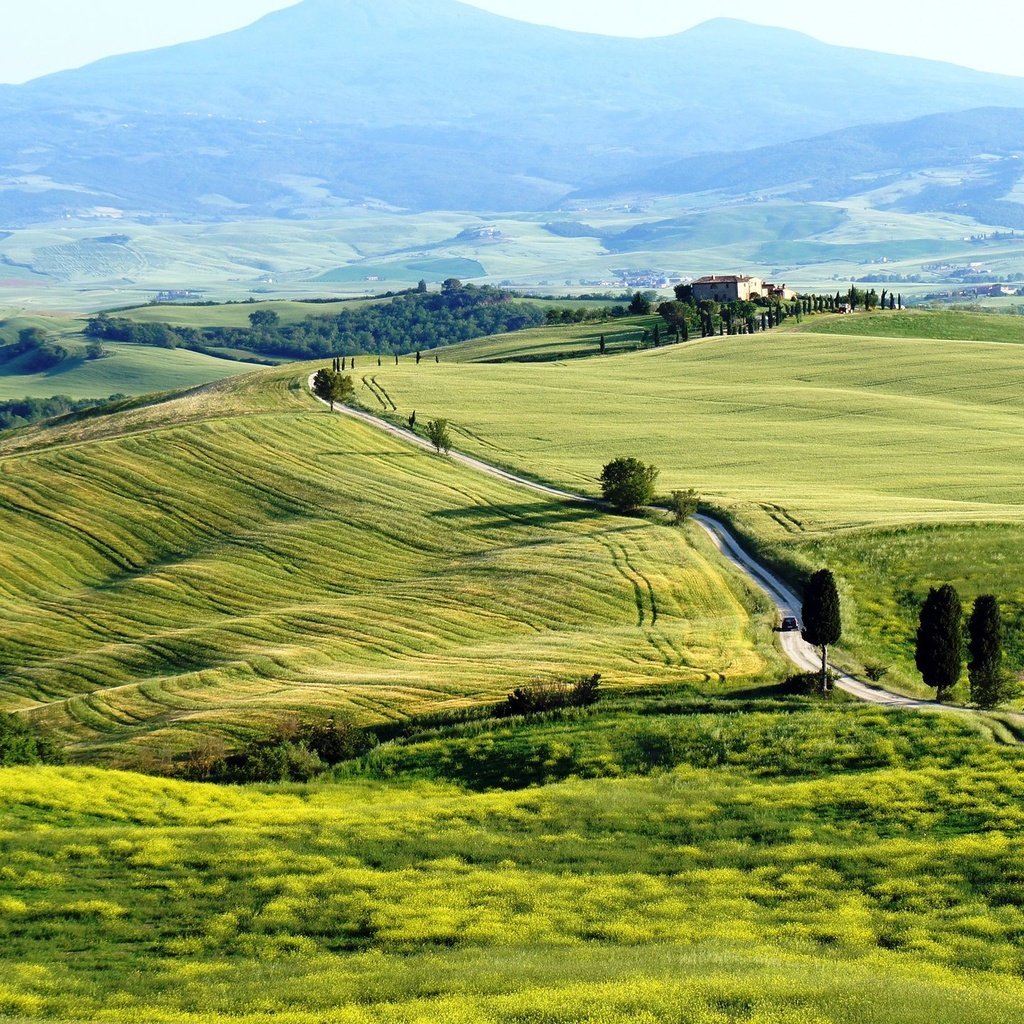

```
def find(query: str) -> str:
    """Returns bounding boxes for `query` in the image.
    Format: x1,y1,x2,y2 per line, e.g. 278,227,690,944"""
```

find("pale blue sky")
3,1,1022,84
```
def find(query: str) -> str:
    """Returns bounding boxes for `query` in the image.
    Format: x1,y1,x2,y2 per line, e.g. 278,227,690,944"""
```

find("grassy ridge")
789,309,1024,344
3,701,1024,1021
0,367,770,764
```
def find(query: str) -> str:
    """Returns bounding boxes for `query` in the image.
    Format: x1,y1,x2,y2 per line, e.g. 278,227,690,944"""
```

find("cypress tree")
968,595,1004,708
801,569,842,691
915,585,963,701
599,335,606,354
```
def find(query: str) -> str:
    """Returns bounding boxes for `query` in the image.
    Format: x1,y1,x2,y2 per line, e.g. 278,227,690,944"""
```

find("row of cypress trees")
801,570,1009,707
916,586,1007,708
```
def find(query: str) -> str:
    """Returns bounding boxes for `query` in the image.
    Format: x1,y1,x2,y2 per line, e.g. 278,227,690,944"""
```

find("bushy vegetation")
0,711,63,765
86,282,545,360
495,674,601,718
0,394,125,432
0,327,71,371
185,717,374,783
3,698,1024,1021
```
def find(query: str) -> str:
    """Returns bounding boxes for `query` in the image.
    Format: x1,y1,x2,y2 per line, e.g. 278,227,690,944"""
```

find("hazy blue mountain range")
577,107,1024,229
3,0,1024,223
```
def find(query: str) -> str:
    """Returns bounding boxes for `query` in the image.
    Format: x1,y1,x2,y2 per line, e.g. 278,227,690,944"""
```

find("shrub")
786,671,839,697
0,713,64,766
425,418,452,455
496,674,601,718
667,488,699,525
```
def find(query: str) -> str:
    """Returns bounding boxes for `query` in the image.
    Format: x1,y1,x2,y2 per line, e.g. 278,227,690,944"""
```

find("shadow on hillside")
431,500,603,530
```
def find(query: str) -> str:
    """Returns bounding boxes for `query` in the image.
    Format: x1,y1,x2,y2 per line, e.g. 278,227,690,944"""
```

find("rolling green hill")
0,367,769,765
347,310,1024,696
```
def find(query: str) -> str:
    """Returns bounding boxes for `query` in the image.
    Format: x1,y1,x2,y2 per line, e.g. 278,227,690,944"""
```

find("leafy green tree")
599,457,659,513
667,488,699,525
248,309,280,330
801,569,842,691
916,584,963,701
425,418,452,455
312,368,354,411
968,595,1005,708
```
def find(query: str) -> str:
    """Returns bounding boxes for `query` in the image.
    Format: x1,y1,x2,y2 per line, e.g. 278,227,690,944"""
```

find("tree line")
85,281,545,360
652,284,903,342
0,394,124,433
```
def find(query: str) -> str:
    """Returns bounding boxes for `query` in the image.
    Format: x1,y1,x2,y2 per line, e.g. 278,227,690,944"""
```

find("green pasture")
119,299,382,328
3,699,1024,1021
442,315,661,362
0,366,771,764
789,309,1024,344
0,341,263,400
347,312,1024,697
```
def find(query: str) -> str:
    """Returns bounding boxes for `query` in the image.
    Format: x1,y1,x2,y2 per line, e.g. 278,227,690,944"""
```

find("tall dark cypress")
968,595,1003,708
915,585,963,701
801,569,842,690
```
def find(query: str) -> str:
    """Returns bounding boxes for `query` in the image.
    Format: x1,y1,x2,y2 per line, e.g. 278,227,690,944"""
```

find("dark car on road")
780,616,799,632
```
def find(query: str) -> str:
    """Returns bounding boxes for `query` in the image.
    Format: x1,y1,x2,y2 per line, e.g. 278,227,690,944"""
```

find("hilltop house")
691,275,765,303
691,275,797,303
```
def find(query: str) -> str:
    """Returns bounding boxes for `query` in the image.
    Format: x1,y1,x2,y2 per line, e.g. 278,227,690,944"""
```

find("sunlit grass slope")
3,699,1024,1022
363,328,1024,530
442,315,660,362
0,368,768,764
355,314,1024,695
0,340,263,400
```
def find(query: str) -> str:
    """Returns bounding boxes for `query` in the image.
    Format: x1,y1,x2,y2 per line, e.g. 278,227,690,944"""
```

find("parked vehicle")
780,616,799,632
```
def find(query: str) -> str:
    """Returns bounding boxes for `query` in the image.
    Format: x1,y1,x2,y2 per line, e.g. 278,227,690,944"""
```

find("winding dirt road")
311,379,944,710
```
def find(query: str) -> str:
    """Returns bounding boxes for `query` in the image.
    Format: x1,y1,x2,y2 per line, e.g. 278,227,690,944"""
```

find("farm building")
692,275,765,302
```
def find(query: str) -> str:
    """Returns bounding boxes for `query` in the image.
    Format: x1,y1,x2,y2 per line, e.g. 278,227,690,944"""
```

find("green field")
5,309,1024,1022
0,367,771,765
4,698,1024,1022
341,311,1024,697
442,315,661,362
0,310,265,400
789,310,1024,344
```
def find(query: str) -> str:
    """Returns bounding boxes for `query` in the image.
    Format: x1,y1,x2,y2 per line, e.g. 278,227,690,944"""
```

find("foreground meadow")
353,314,1024,695
0,367,771,765
2,696,1024,1023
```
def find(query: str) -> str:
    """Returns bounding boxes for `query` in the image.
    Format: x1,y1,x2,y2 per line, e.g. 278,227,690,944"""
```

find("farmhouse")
692,275,765,302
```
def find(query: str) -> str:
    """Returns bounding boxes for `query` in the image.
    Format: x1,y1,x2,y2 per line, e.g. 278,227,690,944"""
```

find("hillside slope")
0,366,768,765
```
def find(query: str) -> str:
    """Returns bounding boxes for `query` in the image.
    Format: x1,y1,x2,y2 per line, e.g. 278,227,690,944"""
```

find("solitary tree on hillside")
801,569,842,691
312,369,354,411
968,594,1005,708
425,418,452,455
599,457,659,513
916,584,963,702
